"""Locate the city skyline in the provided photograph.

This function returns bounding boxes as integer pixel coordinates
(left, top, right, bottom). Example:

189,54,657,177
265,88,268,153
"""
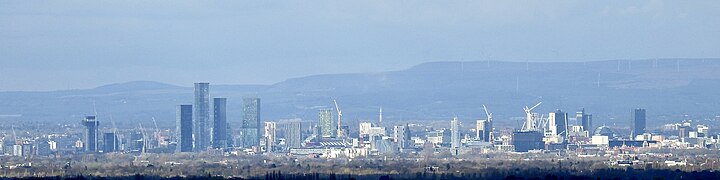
2,1,720,179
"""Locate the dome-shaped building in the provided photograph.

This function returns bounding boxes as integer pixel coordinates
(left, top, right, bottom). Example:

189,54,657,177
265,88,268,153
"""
594,126,616,137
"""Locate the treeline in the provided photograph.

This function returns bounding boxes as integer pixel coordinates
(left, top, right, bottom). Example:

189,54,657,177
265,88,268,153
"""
3,168,719,180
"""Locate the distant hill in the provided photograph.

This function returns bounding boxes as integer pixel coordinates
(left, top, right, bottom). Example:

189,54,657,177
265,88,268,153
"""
1,59,719,130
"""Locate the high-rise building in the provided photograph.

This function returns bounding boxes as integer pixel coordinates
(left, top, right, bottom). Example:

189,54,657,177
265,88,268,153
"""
450,117,461,148
476,120,492,142
13,144,23,156
512,131,544,152
631,108,646,137
176,105,193,152
193,82,210,151
549,110,568,140
393,124,411,149
577,108,593,134
34,138,52,156
212,98,227,149
103,132,118,153
126,131,144,152
318,109,334,138
81,115,99,152
263,122,276,152
283,120,302,149
241,97,261,148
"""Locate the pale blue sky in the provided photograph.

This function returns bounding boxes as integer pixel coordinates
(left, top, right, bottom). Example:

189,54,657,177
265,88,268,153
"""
1,1,718,91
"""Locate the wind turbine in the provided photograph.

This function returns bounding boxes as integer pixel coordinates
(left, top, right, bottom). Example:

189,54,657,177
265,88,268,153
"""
522,102,542,131
333,99,343,138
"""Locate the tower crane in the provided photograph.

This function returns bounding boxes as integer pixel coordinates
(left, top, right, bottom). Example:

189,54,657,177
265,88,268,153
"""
482,104,492,123
11,125,18,145
152,117,161,146
482,104,494,141
522,102,542,131
110,116,118,152
138,123,147,154
333,99,343,138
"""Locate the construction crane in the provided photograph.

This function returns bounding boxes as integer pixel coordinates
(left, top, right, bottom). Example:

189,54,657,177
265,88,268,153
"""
138,123,147,154
482,104,492,123
110,116,118,152
152,117,161,146
522,102,542,131
11,125,18,145
333,99,343,138
482,104,494,141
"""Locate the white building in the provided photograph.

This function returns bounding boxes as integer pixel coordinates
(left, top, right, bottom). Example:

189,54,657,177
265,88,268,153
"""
451,117,461,148
263,122,277,152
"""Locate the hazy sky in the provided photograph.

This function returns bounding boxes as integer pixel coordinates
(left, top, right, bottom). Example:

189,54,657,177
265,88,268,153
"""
1,1,719,91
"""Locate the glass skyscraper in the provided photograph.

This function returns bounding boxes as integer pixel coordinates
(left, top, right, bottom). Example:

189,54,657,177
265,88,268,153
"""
81,115,99,152
318,109,334,138
577,108,593,133
177,105,193,152
631,108,646,137
549,109,568,140
102,132,117,153
212,98,227,149
193,82,210,151
283,121,302,149
241,97,260,148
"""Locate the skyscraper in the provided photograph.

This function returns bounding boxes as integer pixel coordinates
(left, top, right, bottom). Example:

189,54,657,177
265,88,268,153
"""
393,124,411,149
450,117,460,148
283,121,302,149
193,82,210,151
263,122,276,152
549,110,568,140
103,132,118,153
476,120,492,142
318,109,334,138
212,98,227,149
241,97,261,148
577,108,593,133
177,105,193,152
631,108,646,137
81,115,99,152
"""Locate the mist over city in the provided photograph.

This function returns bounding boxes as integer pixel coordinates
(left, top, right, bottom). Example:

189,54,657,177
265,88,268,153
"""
1,1,720,180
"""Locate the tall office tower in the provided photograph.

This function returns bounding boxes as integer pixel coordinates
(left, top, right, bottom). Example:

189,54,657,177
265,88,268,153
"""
212,98,227,149
103,132,118,153
393,124,411,149
284,121,302,149
318,109,334,138
476,120,492,142
241,97,261,148
81,115,99,152
512,131,544,152
631,108,646,137
577,108,593,133
263,122,277,152
176,105,193,152
549,110,569,140
34,138,52,156
450,117,461,148
225,122,234,147
193,82,210,151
